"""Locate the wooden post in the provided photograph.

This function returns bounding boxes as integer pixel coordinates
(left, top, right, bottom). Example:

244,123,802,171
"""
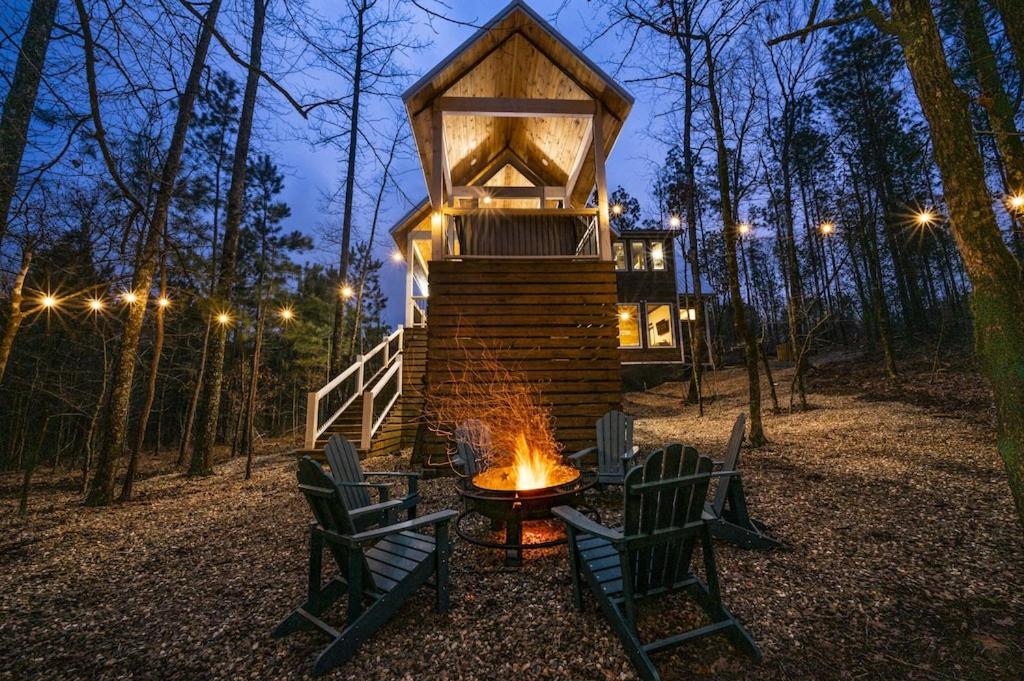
592,105,612,261
430,106,445,260
305,392,318,450
355,355,364,393
361,388,374,450
405,233,414,326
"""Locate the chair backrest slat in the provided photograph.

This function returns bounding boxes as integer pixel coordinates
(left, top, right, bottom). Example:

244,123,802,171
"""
622,445,712,594
712,414,746,515
297,457,371,586
325,435,371,510
455,420,488,478
596,411,633,477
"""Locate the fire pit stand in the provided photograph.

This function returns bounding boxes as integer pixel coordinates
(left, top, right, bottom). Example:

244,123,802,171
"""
455,470,599,566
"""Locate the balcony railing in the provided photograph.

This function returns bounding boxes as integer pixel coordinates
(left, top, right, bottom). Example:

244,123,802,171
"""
442,208,599,259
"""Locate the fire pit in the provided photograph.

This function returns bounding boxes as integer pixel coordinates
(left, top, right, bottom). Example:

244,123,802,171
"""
456,465,598,566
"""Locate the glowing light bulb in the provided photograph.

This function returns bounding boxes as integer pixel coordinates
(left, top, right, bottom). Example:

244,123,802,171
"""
618,310,631,321
1007,194,1024,211
914,210,935,227
278,306,294,321
819,221,836,235
157,297,170,308
122,291,139,305
668,216,682,228
738,222,752,236
41,295,57,309
216,312,231,326
340,285,354,300
390,250,404,263
482,194,493,205
611,204,623,216
88,298,104,312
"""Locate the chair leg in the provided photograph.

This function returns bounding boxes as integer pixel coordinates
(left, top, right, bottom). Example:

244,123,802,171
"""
273,530,345,639
581,568,659,681
435,526,450,614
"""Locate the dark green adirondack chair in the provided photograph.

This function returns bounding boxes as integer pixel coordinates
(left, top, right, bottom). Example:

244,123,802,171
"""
274,457,457,676
704,415,782,550
452,421,486,480
324,435,420,529
553,445,762,681
568,410,640,486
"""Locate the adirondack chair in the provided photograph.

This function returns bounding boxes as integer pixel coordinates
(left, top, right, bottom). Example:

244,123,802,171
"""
704,414,782,550
451,421,487,480
553,445,762,681
274,457,457,676
567,410,640,486
324,435,420,529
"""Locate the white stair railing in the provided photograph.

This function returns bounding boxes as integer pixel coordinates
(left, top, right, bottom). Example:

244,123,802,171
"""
304,326,403,449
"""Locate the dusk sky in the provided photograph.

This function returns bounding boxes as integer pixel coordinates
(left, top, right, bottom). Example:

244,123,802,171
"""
267,0,671,327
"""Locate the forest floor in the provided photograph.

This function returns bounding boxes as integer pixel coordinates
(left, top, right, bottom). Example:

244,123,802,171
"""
1,355,1022,680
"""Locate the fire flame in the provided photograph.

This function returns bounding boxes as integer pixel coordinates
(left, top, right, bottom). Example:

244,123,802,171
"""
472,432,578,492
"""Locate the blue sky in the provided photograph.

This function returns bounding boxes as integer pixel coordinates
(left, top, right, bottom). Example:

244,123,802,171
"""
267,0,667,327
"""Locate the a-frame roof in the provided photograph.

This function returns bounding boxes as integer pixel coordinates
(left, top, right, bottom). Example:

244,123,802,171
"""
403,1,633,208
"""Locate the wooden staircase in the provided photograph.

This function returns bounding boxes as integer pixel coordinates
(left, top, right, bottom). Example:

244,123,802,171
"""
297,327,426,460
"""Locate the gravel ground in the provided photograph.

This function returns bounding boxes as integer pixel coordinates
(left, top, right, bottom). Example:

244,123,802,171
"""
1,359,1022,680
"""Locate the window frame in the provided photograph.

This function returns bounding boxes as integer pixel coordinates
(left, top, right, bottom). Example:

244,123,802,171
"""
617,303,642,348
629,241,647,271
645,303,676,348
649,240,666,271
612,242,627,271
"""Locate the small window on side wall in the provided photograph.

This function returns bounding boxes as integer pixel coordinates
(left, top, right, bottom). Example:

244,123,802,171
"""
613,242,626,271
630,242,646,270
650,241,666,270
646,304,675,347
617,304,641,347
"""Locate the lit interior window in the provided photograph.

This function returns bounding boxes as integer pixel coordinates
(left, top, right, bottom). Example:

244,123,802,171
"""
617,305,641,347
629,242,646,270
650,242,665,270
646,304,675,347
613,242,626,271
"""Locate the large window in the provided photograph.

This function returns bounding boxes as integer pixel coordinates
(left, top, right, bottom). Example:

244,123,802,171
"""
646,304,675,347
650,241,666,270
617,304,641,347
629,242,646,270
613,242,627,271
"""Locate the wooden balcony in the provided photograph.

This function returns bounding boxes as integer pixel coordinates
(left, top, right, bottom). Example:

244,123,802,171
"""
441,208,599,259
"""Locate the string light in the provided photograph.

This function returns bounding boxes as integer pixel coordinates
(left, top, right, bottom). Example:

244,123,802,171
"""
157,296,171,308
41,294,58,309
277,306,295,322
738,222,752,236
611,204,623,216
121,290,139,305
1007,194,1024,211
216,311,232,326
618,310,632,321
914,210,936,227
390,250,404,263
482,194,493,205
668,216,681,228
340,285,354,300
87,298,105,312
819,221,836,235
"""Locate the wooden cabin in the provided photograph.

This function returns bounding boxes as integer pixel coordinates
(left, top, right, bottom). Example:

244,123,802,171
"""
612,229,687,388
388,0,633,464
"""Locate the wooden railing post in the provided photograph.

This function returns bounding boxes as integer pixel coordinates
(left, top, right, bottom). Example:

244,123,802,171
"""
361,388,374,450
305,392,318,450
355,355,364,393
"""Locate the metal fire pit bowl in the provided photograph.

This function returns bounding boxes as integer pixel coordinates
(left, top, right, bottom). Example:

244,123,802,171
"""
455,469,599,566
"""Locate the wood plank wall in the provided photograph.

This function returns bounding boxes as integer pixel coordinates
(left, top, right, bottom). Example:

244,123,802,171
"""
418,259,622,466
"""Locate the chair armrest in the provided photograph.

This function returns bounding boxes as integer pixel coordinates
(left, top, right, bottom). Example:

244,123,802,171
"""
363,471,420,497
335,480,391,503
348,498,405,521
567,446,597,468
623,445,640,461
551,505,624,544
349,509,459,545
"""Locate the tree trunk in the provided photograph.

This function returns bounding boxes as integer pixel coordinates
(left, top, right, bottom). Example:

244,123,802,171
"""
890,0,1024,527
705,39,766,446
0,248,31,382
987,0,1024,79
329,0,367,380
190,0,267,477
243,299,266,479
120,256,167,501
84,0,224,505
0,0,58,244
959,0,1024,193
177,320,211,465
